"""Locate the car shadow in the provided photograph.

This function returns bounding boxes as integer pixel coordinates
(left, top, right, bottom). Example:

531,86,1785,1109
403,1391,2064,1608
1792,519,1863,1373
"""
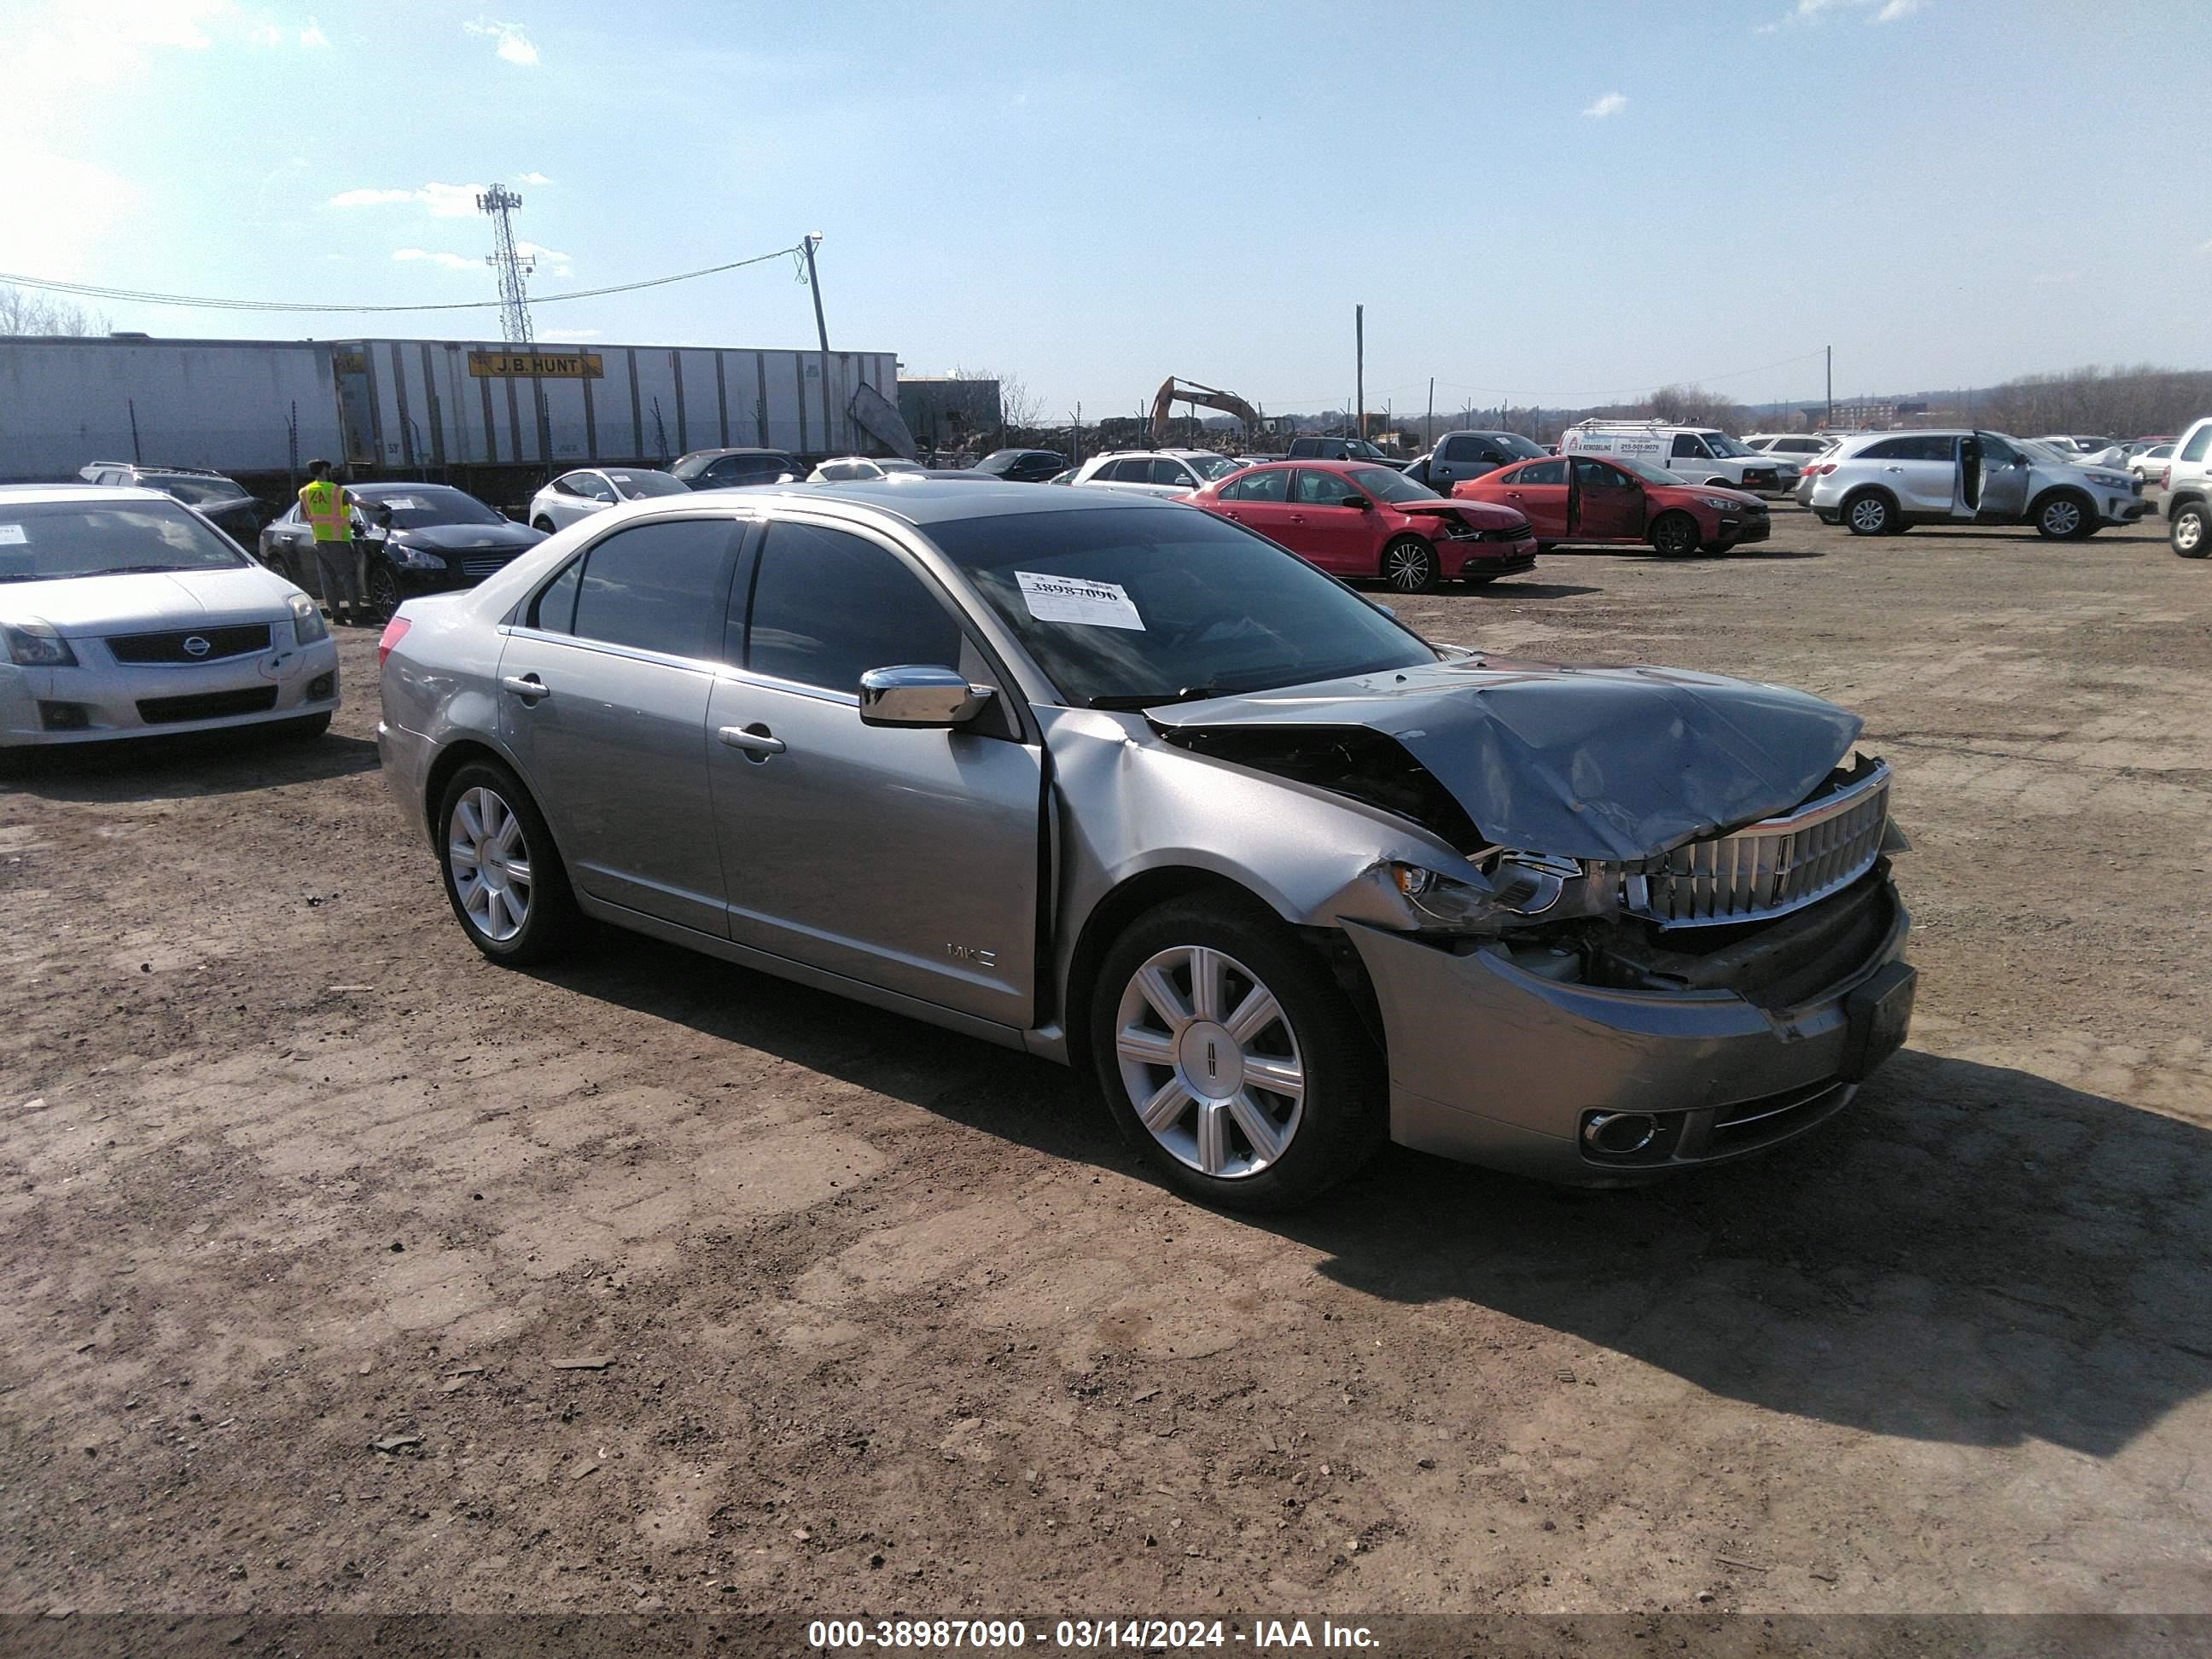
1472,581,1604,600
1,730,380,801
527,928,2209,1461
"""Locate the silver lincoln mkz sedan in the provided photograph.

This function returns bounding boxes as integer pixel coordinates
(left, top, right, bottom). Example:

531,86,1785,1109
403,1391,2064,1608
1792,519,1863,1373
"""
377,480,1914,1210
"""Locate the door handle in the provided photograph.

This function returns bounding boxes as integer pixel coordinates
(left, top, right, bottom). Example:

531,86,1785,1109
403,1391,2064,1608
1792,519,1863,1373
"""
1507,491,1523,498
1289,513,1307,523
1884,466,1904,474
500,674,550,701
718,724,785,758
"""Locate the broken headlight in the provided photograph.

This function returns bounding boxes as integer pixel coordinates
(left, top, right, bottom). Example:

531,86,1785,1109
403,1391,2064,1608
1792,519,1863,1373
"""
1386,852,1592,933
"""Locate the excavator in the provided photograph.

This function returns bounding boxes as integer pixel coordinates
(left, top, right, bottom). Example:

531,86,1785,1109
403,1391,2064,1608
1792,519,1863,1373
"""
1149,376,1262,445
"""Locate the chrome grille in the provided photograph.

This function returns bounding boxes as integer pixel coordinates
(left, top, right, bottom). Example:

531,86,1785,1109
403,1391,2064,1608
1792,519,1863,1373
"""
1605,763,1890,928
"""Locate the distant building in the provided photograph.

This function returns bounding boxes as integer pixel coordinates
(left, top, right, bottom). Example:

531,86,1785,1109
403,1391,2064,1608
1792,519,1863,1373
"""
899,376,1002,451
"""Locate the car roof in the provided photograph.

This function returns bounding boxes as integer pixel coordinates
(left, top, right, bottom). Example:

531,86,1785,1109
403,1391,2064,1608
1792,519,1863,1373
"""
736,478,1188,527
350,480,469,496
0,482,173,505
676,447,795,462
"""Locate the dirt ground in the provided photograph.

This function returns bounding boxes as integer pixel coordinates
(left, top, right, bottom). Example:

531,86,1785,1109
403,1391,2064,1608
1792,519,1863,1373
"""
2,504,2209,1621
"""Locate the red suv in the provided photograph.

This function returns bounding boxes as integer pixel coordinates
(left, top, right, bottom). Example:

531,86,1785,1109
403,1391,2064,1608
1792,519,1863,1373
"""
1452,453,1770,557
1189,461,1537,591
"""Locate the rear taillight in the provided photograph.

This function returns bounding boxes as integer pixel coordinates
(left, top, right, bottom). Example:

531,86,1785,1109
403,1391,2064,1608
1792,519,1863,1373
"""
2161,466,2172,489
1811,463,1835,476
377,615,411,668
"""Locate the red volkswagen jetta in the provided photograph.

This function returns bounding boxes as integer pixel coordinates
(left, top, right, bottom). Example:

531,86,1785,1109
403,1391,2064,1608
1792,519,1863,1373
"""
1452,453,1770,557
1190,461,1537,592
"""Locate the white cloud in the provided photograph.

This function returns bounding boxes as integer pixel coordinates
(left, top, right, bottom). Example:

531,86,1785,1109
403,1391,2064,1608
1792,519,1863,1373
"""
516,240,573,278
418,181,486,218
516,171,551,186
1582,91,1628,119
328,187,416,207
1874,0,1922,17
538,326,601,341
1765,0,1928,28
463,18,538,66
247,20,281,46
393,247,478,271
299,15,329,47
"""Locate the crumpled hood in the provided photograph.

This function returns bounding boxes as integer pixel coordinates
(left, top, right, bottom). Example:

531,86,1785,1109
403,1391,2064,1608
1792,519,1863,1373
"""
1146,655,1863,862
5,564,296,633
1396,498,1524,528
387,521,545,555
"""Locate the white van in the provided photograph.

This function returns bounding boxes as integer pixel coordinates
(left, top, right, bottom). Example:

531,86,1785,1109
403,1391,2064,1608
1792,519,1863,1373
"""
1562,421,1785,492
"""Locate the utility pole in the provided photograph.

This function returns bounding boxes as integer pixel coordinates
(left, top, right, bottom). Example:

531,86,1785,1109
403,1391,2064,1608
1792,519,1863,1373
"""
1426,376,1434,446
477,184,535,346
800,233,833,452
1354,304,1365,443
1825,345,1833,428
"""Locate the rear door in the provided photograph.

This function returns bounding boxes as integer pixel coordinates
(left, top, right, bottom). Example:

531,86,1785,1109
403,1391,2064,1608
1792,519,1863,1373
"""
497,515,741,935
1214,467,1297,545
1495,458,1570,537
708,515,1044,1027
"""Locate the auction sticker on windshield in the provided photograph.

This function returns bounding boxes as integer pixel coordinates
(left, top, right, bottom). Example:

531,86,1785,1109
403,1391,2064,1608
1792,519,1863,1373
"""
1015,570,1144,630
0,526,28,544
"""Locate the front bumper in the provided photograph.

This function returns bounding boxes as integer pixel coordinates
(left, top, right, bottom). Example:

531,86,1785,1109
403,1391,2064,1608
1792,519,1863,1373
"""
1346,876,1912,1184
1713,515,1771,548
2102,493,2151,526
0,635,341,748
1454,539,1539,579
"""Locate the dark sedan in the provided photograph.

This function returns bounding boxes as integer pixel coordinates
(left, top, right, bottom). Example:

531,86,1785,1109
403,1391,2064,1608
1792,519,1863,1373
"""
971,448,1067,482
669,448,802,491
259,483,546,619
77,463,264,546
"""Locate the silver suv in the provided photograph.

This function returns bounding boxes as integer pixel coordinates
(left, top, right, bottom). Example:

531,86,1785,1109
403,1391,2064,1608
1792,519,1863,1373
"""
1799,428,2148,539
2160,417,2212,559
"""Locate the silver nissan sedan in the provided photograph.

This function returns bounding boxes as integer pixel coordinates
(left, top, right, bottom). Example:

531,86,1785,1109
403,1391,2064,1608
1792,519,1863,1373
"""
376,481,1913,1211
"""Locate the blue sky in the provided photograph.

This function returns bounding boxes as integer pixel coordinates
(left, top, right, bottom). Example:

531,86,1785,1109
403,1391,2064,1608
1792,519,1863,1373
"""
3,0,2203,417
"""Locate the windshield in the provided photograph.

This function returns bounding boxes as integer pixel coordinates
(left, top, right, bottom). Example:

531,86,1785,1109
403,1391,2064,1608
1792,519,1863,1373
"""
1493,434,1547,460
1702,432,1755,457
1610,456,1689,486
354,486,506,528
1347,466,1442,504
924,506,1438,708
608,471,689,499
877,458,927,474
144,474,247,506
0,499,250,583
1187,454,1242,480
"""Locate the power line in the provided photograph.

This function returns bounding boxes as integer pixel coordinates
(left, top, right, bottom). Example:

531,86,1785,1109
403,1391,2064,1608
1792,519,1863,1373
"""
0,243,809,317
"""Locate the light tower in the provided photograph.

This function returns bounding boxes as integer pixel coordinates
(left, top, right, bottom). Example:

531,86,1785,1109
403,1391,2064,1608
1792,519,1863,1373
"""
477,183,535,346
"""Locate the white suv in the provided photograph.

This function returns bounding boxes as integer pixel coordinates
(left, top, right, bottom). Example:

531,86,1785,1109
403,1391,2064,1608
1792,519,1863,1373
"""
2161,417,2212,558
1800,429,2148,539
1070,450,1243,498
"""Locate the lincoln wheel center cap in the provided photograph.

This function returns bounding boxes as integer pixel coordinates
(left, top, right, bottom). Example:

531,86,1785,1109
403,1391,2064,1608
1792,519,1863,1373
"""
1175,1021,1243,1100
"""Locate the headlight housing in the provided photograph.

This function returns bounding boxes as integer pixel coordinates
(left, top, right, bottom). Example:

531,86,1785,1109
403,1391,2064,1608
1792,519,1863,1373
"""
3,620,78,667
1699,496,1739,511
288,592,329,645
388,544,446,571
2086,471,2131,491
1385,853,1593,933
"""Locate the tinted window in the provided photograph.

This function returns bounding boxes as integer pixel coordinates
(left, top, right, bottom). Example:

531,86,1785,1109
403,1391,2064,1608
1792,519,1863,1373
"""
1516,459,1569,486
1858,438,1913,461
1862,435,1954,462
1669,434,1709,459
609,471,689,498
1108,458,1150,481
1149,459,1192,486
1439,437,1477,462
1574,457,1634,489
570,519,737,660
533,556,582,632
1294,469,1356,505
1346,467,1441,504
747,521,963,694
2180,427,2212,463
1221,469,1289,503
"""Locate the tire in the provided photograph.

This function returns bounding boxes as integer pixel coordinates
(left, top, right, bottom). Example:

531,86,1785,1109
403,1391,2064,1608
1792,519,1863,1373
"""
1649,511,1702,558
2033,491,2094,541
364,562,402,623
1842,490,1897,537
1088,894,1384,1212
1379,535,1439,593
2174,501,2209,558
434,760,579,967
532,516,556,533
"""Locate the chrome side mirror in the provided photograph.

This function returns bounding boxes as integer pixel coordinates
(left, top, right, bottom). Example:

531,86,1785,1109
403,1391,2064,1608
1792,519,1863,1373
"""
858,664,992,728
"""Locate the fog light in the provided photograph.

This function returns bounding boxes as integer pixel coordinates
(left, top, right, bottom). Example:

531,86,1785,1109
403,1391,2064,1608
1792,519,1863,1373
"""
38,701,89,731
308,672,335,701
1581,1111,1660,1157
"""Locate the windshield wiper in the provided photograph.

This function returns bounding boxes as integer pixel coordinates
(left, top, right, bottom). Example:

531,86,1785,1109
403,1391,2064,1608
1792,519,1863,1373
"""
64,564,201,578
1087,684,1256,711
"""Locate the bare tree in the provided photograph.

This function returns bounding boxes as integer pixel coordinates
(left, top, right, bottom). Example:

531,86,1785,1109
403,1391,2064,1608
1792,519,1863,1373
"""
951,365,1042,434
1978,364,2212,440
0,283,109,336
1640,382,1749,429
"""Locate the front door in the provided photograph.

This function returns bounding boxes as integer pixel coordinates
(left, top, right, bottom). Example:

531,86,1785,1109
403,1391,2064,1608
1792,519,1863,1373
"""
496,515,741,936
1969,433,2033,521
1571,458,1647,539
710,516,1043,1029
1286,469,1375,574
1499,458,1570,537
1214,468,1297,548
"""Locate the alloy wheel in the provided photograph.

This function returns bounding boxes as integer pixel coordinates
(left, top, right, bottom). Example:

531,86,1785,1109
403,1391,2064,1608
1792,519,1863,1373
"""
448,786,533,942
2041,498,2084,538
1114,945,1305,1179
2177,510,2205,556
1383,542,1435,591
366,565,401,621
1848,497,1889,533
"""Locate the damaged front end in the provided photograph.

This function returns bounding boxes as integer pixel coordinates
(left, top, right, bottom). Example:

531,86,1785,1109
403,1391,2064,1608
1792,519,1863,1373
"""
1152,690,1915,1182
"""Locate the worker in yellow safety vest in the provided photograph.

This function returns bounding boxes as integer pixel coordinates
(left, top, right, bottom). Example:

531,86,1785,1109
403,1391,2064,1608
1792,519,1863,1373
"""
297,458,366,626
